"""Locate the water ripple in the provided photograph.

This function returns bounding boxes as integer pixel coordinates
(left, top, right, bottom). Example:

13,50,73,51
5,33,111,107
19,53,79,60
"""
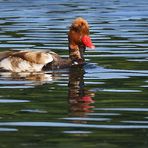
0,99,30,103
0,128,18,132
94,108,148,112
62,117,111,122
0,122,148,129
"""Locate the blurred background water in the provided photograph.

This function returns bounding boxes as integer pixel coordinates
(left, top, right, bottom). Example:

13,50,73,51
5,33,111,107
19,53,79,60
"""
0,0,148,148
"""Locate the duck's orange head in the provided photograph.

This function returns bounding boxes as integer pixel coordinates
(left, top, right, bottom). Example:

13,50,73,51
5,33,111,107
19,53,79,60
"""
68,17,95,64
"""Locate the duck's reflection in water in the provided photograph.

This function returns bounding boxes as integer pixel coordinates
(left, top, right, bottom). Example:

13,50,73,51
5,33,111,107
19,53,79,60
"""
0,71,61,85
68,66,95,118
0,66,95,116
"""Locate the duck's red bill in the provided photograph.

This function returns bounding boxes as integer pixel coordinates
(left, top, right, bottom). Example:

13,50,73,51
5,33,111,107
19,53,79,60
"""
81,35,95,49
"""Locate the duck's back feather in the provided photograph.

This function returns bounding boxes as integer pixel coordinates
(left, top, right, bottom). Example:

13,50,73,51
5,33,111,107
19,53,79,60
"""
11,51,53,64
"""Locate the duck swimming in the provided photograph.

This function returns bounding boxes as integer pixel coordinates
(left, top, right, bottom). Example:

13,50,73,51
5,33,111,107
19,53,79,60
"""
0,17,95,72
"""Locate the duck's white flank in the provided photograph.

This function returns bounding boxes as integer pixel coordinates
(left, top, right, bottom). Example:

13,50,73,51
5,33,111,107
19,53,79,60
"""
0,52,53,72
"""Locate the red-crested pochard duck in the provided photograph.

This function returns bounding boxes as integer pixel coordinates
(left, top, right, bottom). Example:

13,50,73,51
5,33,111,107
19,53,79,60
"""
0,17,95,72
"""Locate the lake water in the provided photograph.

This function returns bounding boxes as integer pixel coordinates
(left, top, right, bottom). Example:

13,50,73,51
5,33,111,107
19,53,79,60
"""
0,0,148,147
